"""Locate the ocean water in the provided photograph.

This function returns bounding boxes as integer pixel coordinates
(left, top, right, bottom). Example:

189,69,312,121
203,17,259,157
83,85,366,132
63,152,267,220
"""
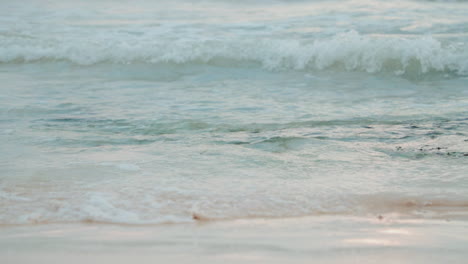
1,0,468,228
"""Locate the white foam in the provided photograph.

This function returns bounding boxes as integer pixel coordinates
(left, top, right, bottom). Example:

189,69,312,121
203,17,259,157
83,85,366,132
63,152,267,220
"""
1,180,466,225
1,30,467,75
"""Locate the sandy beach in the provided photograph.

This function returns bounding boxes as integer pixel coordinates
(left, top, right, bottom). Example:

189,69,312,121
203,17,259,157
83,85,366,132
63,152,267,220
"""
2,216,468,264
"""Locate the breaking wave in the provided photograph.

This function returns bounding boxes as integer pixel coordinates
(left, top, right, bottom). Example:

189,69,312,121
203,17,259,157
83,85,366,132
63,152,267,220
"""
1,31,467,75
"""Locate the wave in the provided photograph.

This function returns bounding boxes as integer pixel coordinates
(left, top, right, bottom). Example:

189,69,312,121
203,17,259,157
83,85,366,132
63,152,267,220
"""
1,31,467,76
1,182,467,225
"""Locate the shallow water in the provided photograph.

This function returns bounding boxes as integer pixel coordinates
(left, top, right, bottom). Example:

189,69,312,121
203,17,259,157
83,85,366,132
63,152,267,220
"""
1,0,467,229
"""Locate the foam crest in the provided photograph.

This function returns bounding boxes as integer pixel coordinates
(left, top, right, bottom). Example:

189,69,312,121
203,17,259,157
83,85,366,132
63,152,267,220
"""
1,31,467,75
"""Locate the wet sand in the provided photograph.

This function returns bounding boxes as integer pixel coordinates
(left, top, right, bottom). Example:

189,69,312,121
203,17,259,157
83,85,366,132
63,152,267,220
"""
1,216,467,264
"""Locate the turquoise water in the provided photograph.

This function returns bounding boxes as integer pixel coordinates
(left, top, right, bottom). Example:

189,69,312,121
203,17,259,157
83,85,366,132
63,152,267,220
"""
1,0,467,224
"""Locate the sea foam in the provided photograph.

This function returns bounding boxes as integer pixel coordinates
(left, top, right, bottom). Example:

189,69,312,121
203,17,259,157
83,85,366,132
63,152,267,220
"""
1,31,467,75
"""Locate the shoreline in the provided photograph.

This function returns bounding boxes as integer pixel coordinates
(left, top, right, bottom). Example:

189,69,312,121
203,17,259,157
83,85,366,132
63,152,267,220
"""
2,215,467,264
